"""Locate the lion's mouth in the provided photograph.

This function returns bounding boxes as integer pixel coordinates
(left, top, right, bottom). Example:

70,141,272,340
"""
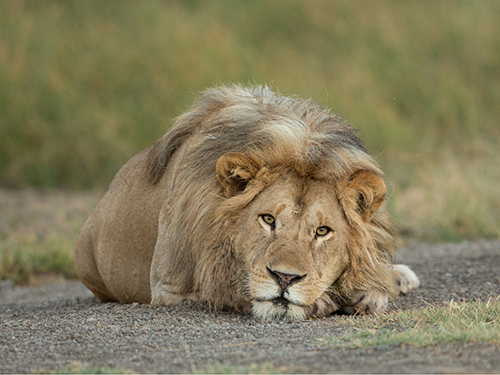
272,296,290,307
255,294,307,308
252,297,308,321
255,296,295,306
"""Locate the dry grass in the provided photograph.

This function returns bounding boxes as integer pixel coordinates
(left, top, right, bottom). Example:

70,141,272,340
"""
389,144,500,241
0,189,100,284
0,1,499,243
53,361,132,374
196,364,286,374
329,298,500,348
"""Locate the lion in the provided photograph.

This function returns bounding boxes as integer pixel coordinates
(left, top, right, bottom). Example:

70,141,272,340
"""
75,85,419,320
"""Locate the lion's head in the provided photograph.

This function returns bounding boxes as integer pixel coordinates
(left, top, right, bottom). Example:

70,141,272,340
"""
146,86,397,320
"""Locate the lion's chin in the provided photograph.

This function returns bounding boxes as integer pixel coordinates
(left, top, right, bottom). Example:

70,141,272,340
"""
251,300,308,321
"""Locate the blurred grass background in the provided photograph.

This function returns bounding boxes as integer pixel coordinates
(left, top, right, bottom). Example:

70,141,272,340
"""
0,0,499,280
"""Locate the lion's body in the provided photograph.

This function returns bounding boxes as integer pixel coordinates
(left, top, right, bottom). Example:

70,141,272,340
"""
75,85,419,320
75,150,162,303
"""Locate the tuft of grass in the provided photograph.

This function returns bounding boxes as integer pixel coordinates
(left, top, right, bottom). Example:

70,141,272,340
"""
0,189,100,284
197,363,288,374
328,298,500,348
51,361,132,374
0,233,76,284
389,144,500,241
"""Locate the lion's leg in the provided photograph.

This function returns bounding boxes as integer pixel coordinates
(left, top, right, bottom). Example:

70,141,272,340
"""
149,198,200,307
306,292,341,318
392,264,420,294
341,264,420,315
341,290,389,315
74,225,116,302
150,283,198,306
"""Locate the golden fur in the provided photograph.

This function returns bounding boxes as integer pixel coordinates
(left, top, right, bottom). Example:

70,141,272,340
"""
75,85,419,320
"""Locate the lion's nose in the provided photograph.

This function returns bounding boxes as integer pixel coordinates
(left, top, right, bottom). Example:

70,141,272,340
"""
267,267,307,292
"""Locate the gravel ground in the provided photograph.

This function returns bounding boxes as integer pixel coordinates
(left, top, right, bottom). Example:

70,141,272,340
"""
1,240,499,373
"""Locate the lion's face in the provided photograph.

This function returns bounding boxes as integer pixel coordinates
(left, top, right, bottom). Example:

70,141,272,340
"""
231,172,350,320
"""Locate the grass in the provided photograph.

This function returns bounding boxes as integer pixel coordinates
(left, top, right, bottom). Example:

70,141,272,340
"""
0,0,499,291
51,361,132,374
0,233,76,284
53,361,285,374
0,0,499,242
0,189,100,284
58,301,499,373
197,363,287,374
327,298,500,349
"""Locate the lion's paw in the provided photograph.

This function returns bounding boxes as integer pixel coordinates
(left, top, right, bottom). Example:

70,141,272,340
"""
306,293,340,318
393,264,420,295
151,284,197,306
342,290,389,315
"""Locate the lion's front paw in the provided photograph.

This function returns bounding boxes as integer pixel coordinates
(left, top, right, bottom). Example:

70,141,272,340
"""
393,264,420,294
306,293,340,318
342,290,389,315
150,284,197,306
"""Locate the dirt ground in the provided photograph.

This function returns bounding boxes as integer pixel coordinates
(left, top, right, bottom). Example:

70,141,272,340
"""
0,188,499,373
1,239,499,373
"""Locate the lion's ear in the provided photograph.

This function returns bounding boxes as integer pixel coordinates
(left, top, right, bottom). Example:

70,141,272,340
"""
216,152,261,198
345,170,387,221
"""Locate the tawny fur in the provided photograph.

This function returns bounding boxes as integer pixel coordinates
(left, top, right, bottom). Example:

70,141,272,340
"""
75,85,419,320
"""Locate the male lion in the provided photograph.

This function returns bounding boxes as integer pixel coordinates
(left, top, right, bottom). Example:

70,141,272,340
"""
75,85,419,320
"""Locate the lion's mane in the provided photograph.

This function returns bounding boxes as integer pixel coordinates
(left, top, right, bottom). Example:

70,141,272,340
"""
146,85,396,311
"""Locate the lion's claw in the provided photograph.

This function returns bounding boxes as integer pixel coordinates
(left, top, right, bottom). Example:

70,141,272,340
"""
342,290,389,315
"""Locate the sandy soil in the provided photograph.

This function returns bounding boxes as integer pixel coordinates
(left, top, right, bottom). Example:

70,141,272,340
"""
1,240,499,373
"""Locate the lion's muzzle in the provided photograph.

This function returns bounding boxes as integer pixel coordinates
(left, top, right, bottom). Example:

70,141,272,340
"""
266,267,307,293
249,266,314,321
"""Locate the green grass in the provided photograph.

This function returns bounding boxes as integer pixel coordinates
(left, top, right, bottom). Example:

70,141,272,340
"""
1,0,499,241
52,362,132,374
0,189,99,284
54,361,283,374
327,298,500,348
0,234,76,284
197,363,288,374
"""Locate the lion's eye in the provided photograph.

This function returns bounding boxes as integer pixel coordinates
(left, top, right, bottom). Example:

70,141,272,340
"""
316,226,331,237
261,214,276,227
